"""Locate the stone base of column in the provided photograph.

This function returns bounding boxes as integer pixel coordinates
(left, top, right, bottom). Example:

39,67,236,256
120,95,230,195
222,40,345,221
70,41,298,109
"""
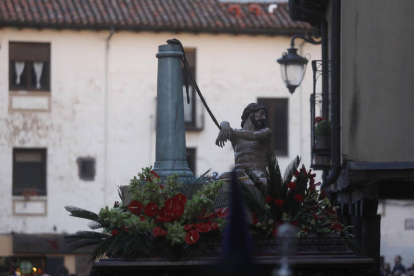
153,160,194,179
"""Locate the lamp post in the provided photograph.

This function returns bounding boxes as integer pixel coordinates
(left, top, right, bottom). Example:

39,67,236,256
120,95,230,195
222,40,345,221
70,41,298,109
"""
277,35,321,94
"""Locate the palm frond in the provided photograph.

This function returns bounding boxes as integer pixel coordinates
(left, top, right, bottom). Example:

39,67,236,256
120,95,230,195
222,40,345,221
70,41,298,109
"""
214,185,229,209
88,221,106,230
63,239,100,254
241,183,266,216
65,206,99,221
65,231,107,242
283,156,301,185
117,186,124,202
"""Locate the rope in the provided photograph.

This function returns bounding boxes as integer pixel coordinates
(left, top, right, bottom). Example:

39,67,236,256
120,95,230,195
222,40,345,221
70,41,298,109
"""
167,39,222,130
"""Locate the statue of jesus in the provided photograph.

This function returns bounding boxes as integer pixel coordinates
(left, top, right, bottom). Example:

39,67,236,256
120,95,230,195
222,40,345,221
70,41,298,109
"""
215,103,272,179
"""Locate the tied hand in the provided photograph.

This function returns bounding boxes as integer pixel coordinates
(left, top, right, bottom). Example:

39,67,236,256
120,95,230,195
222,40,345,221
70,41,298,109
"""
215,121,232,148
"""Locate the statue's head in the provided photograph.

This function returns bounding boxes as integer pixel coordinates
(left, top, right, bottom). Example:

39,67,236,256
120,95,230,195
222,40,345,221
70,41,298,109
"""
241,103,268,129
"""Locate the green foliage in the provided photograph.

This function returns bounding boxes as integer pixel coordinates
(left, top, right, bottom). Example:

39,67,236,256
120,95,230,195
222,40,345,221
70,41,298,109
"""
65,167,226,261
315,120,331,137
243,152,349,239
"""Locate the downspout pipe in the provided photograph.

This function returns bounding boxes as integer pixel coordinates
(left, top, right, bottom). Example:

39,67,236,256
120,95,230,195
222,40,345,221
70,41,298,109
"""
103,28,114,205
322,0,341,188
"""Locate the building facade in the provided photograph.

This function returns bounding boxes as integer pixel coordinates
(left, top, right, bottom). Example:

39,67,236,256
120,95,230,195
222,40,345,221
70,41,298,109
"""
0,1,319,275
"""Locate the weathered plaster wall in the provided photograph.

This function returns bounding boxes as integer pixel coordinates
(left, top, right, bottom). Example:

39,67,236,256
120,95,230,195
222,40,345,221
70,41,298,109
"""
341,1,414,162
379,200,414,268
0,28,320,234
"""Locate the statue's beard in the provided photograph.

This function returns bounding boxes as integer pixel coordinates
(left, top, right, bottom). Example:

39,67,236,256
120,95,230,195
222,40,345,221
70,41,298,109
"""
250,116,265,130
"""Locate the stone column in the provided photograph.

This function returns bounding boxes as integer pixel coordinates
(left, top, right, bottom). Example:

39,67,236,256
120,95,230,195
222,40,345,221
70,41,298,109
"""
153,44,194,180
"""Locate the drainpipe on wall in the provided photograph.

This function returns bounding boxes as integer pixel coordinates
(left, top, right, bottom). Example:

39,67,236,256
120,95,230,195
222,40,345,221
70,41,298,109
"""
322,0,341,188
104,28,114,205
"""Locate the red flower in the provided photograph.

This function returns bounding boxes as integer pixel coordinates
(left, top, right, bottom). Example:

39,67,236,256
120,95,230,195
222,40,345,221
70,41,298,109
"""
265,196,273,204
153,227,168,237
309,181,321,193
294,170,300,177
294,194,304,202
319,188,327,200
215,207,229,218
124,227,129,232
313,213,325,220
184,224,195,231
150,171,160,179
128,200,144,215
332,223,344,232
139,216,146,222
185,230,200,245
252,218,258,225
272,228,278,236
111,230,118,235
287,182,296,190
210,222,219,230
173,193,187,204
196,223,211,233
145,202,160,217
198,212,216,220
159,185,164,190
275,199,284,206
315,117,326,123
154,216,167,223
164,198,185,218
291,221,298,227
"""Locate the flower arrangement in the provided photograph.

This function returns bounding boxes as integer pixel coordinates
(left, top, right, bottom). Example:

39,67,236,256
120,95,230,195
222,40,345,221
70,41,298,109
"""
315,116,331,137
65,167,227,261
244,154,352,239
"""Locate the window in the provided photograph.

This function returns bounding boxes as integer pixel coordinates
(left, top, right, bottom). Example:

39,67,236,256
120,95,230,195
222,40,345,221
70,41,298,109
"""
9,42,51,91
13,148,47,196
186,148,197,175
77,157,96,181
183,48,203,131
257,98,288,156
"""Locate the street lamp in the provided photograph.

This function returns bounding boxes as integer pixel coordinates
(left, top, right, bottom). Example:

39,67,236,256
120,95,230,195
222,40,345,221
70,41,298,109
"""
277,47,308,94
277,35,321,94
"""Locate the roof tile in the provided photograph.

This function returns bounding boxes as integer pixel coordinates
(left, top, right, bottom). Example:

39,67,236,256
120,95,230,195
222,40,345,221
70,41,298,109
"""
0,0,311,35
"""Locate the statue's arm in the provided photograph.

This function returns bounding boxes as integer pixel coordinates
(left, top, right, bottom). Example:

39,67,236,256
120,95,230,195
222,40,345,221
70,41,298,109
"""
232,128,272,142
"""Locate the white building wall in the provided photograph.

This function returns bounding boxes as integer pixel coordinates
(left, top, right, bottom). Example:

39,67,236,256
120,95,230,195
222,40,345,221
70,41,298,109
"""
0,28,320,235
379,200,414,268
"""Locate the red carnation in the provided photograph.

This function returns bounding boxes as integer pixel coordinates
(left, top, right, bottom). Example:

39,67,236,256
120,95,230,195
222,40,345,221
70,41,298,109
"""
196,223,211,233
153,227,168,237
139,216,146,222
145,202,160,217
173,193,187,204
275,199,284,206
128,200,144,215
111,230,118,235
265,196,273,204
294,194,304,202
185,230,200,245
159,185,164,189
272,228,278,236
287,182,296,190
215,207,229,218
184,224,195,231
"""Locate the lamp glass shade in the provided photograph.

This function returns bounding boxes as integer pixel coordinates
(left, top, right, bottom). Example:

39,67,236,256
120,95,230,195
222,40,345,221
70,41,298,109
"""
277,47,308,94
